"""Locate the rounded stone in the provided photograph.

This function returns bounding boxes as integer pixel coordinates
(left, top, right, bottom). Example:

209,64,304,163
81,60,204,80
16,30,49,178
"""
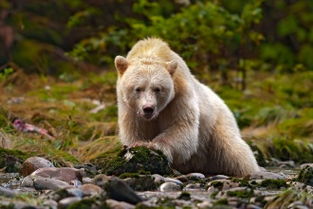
186,173,205,180
20,157,54,177
58,197,82,208
79,184,103,196
160,182,181,192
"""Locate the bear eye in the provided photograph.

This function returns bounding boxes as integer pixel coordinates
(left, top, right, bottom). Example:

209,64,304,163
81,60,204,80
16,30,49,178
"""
153,87,161,93
135,87,142,92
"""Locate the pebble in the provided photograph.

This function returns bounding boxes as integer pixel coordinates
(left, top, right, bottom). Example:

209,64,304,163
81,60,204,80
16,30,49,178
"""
250,171,286,180
186,173,205,180
246,204,262,209
79,184,103,196
21,176,34,187
0,186,17,197
197,201,213,208
184,183,202,191
33,176,70,191
105,177,143,204
106,199,135,209
43,200,58,209
163,177,183,185
300,163,313,169
58,197,82,208
207,175,229,181
20,157,54,176
93,174,111,187
160,182,182,192
31,167,85,184
152,174,164,184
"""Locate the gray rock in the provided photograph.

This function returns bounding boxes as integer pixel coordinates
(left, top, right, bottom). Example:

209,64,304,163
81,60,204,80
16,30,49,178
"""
93,174,111,187
186,173,205,180
207,175,230,181
21,175,34,187
106,199,135,209
163,177,183,185
197,201,213,208
42,200,58,209
152,174,164,184
250,171,286,180
105,177,143,205
79,184,103,196
59,197,82,208
300,163,313,169
160,182,181,192
33,176,70,191
184,183,202,191
31,167,85,185
0,186,17,197
20,157,54,177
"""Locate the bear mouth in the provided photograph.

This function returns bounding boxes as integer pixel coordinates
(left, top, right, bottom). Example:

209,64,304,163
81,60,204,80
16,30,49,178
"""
143,113,154,120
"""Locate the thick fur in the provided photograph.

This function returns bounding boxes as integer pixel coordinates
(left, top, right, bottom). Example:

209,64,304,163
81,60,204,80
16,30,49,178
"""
115,38,260,177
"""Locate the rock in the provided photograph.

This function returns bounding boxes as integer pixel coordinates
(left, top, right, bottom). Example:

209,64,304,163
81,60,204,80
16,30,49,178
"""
207,179,239,190
152,174,165,184
21,175,34,187
20,157,54,176
79,184,103,196
105,177,143,204
297,165,313,186
160,182,181,192
74,163,98,177
184,183,202,191
106,199,135,209
31,167,85,184
82,177,93,184
163,177,183,185
33,176,70,191
53,187,83,201
43,200,58,209
246,204,262,209
207,175,230,181
59,197,82,208
0,186,17,197
93,174,111,187
300,163,313,169
197,201,213,208
123,175,158,191
250,171,286,180
186,173,205,180
93,146,173,176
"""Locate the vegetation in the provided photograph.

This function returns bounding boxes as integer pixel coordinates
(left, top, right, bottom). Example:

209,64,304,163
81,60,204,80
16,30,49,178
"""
0,0,312,166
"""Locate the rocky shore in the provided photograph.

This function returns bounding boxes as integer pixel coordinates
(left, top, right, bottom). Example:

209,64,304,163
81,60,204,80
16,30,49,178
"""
0,147,312,209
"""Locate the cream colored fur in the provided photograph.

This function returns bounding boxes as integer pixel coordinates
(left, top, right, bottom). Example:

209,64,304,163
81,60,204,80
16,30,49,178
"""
115,38,260,176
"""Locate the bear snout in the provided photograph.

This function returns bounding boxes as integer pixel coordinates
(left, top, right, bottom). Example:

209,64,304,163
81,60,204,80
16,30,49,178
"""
142,106,155,119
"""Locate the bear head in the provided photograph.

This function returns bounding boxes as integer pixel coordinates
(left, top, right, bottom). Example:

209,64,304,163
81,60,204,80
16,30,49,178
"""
115,55,177,120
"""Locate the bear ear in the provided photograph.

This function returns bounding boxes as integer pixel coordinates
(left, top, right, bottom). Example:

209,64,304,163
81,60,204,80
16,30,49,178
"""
115,56,128,75
166,60,177,75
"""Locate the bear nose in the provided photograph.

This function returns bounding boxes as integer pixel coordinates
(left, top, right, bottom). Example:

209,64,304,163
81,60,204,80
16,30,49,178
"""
143,106,154,114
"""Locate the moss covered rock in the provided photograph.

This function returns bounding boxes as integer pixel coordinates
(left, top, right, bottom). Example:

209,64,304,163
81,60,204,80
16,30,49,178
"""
0,147,30,172
93,146,173,176
297,165,313,186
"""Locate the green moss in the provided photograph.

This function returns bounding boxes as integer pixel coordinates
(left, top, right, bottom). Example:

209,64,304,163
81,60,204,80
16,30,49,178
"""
297,166,313,186
210,181,224,189
0,148,31,172
260,179,287,189
93,146,172,176
214,198,228,205
119,172,140,179
226,189,253,198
